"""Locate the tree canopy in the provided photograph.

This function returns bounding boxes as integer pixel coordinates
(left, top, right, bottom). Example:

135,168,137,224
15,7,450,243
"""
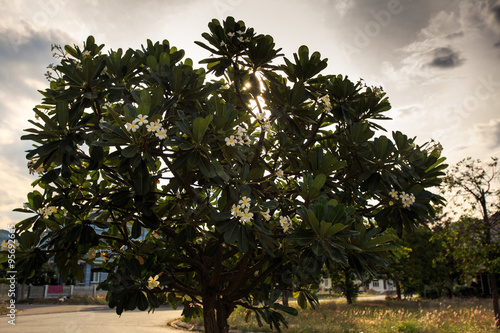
10,17,447,332
443,157,500,328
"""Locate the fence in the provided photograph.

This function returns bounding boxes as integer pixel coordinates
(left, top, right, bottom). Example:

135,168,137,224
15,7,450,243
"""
0,284,106,301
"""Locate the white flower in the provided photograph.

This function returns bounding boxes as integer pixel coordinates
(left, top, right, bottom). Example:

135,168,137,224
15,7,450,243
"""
227,32,235,37
261,209,271,221
400,192,409,201
126,122,139,132
220,41,227,47
1,240,7,251
231,204,241,217
176,191,182,199
276,169,284,178
134,114,148,126
147,122,159,133
239,196,251,208
147,275,160,289
237,36,244,42
82,50,91,57
225,135,237,146
280,216,293,232
244,37,251,43
39,206,56,219
240,208,254,223
155,128,167,140
263,121,271,132
236,30,244,35
236,126,246,136
389,189,398,199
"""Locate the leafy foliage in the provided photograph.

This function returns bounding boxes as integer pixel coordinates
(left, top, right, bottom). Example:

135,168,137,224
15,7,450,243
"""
8,17,446,332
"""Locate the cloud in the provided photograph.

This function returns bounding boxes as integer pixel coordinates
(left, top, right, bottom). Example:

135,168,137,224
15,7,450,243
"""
333,0,354,17
392,104,425,118
428,47,465,68
472,118,500,148
459,0,500,35
0,24,69,230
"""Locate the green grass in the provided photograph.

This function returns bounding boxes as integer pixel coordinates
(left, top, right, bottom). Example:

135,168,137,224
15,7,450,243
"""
223,297,497,332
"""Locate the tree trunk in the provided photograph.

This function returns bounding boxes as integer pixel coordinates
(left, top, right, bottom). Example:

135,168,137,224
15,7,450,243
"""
395,280,402,300
448,280,454,299
202,295,233,333
282,288,289,307
203,295,218,333
488,273,500,329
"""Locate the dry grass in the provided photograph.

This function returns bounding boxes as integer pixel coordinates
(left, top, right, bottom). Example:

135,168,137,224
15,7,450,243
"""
227,297,498,332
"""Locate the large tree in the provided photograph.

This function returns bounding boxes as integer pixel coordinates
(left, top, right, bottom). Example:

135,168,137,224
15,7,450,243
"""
11,17,446,332
444,157,500,328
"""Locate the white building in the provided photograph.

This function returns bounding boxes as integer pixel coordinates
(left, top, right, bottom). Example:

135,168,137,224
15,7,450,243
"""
319,278,395,295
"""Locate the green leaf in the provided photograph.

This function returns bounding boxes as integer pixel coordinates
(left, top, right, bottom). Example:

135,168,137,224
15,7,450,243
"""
297,291,307,309
237,226,249,253
192,114,213,143
137,291,149,311
273,303,298,316
306,209,320,235
122,145,139,158
56,101,69,128
133,162,151,196
311,174,326,190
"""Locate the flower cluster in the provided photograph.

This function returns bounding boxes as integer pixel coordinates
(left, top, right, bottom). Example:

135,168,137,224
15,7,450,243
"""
221,30,250,46
320,95,332,113
125,114,168,140
373,86,384,98
389,190,416,208
254,112,272,133
231,196,254,223
38,206,57,219
28,159,44,175
225,126,251,147
280,215,293,232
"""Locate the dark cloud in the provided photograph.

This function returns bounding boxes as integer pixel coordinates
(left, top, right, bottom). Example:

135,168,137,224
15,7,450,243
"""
491,120,500,147
445,31,464,39
492,4,500,23
428,47,465,68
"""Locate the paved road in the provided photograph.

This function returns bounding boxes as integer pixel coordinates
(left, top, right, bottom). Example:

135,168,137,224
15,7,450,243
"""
0,296,388,332
0,304,184,333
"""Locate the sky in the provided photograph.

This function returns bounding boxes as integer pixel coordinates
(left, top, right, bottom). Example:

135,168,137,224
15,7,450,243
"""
1,0,500,230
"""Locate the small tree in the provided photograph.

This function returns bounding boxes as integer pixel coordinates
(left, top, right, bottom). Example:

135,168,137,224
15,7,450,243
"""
10,17,446,332
445,157,500,328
